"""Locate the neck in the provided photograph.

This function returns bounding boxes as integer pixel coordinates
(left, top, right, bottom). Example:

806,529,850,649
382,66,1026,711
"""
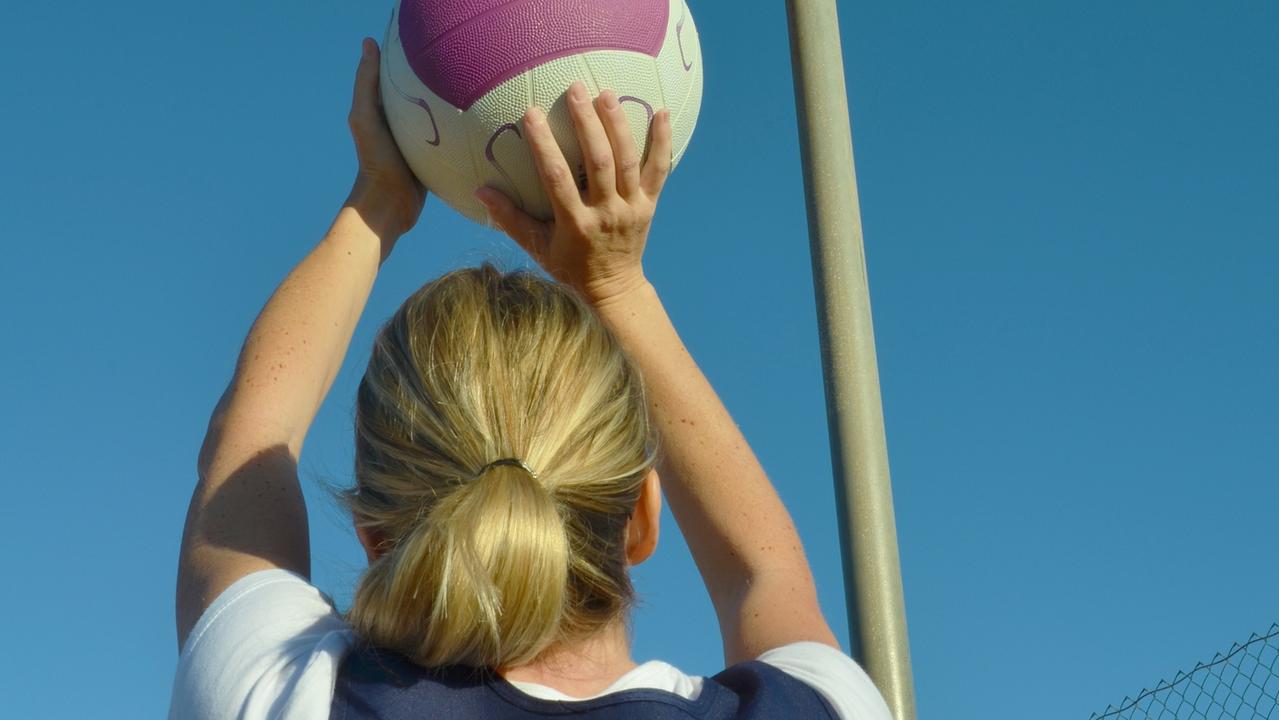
498,620,637,698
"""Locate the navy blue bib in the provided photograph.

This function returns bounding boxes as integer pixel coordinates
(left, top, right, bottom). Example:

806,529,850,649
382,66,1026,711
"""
331,645,839,719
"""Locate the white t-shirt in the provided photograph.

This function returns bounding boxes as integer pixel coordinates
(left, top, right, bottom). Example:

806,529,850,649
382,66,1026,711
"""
168,570,892,720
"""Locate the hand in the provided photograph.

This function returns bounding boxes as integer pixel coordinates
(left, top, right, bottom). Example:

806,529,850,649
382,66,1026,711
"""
346,38,426,241
475,82,673,306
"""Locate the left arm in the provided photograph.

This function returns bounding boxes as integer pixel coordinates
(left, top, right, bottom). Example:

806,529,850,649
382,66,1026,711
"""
175,38,424,649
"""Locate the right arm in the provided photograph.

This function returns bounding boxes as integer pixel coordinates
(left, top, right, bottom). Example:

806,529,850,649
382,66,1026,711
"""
594,281,839,663
477,81,838,665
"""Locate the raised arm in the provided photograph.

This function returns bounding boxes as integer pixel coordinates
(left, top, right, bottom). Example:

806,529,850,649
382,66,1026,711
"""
477,83,838,665
175,39,425,648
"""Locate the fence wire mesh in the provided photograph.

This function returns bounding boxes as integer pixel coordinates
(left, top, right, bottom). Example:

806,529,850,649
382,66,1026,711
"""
1091,623,1279,720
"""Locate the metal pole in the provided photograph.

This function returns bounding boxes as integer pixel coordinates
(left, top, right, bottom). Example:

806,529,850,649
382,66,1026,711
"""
784,2,917,718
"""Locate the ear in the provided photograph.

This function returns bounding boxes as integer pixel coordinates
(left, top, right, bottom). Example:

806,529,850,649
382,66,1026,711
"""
625,469,662,566
355,522,386,564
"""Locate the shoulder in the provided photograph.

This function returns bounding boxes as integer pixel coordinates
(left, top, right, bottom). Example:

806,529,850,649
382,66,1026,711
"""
750,642,893,720
168,570,355,720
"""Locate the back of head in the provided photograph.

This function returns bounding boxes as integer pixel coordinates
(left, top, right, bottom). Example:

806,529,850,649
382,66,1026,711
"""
344,264,656,669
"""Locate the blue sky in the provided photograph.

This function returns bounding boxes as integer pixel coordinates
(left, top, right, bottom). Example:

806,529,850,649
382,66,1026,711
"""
1,1,1276,718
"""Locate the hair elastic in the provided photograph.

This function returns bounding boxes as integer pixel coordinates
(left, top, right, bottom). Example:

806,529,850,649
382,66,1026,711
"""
474,458,539,480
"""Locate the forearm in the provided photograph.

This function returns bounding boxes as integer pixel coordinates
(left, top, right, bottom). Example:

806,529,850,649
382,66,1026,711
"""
179,200,396,639
202,201,394,463
593,282,832,657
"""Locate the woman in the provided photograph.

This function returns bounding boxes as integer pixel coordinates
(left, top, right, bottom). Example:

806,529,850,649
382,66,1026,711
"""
169,39,892,720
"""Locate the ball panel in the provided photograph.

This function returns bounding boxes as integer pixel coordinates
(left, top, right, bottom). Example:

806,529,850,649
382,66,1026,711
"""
383,8,489,222
400,0,669,110
399,0,510,41
383,20,470,168
459,55,579,222
467,66,544,219
655,0,703,165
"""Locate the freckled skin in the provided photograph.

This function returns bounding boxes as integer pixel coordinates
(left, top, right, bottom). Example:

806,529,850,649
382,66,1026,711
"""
176,38,424,650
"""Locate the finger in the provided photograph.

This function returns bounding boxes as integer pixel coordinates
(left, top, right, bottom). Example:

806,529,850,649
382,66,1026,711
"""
522,106,584,215
640,109,673,198
475,187,552,261
564,82,616,201
349,38,382,135
595,91,641,198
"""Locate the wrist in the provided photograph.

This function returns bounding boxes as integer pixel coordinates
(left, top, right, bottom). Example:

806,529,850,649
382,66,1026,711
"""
344,176,419,243
589,276,657,318
575,261,648,305
327,206,395,266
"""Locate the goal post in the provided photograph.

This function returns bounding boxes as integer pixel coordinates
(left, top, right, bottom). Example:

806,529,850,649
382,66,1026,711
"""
783,1,917,718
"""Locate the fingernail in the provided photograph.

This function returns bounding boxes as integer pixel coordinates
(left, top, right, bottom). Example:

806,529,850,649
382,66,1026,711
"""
474,189,493,207
569,83,587,102
601,91,619,110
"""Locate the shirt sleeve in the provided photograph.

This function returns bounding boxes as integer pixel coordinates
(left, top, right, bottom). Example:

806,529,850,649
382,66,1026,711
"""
167,569,355,720
756,642,894,720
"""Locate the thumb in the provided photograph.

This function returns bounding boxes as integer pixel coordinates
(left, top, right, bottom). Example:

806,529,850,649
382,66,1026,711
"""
475,187,550,261
349,38,382,134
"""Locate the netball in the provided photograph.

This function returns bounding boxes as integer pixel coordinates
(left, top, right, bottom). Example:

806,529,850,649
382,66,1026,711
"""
380,0,703,222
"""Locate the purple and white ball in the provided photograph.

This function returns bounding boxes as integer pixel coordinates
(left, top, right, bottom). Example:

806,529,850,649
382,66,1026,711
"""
380,0,703,222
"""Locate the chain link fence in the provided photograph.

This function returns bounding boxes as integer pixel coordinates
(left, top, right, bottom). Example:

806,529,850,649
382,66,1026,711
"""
1091,623,1279,720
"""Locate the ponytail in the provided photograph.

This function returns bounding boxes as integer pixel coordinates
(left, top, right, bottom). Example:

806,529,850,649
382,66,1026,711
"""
350,463,569,668
345,265,656,670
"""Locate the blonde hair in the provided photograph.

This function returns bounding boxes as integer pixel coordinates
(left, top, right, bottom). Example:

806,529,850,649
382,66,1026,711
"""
343,264,657,669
